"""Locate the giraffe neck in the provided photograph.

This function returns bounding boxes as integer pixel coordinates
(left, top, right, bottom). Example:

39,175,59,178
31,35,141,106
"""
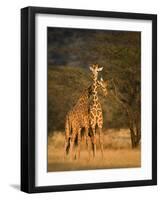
74,86,91,108
92,76,99,104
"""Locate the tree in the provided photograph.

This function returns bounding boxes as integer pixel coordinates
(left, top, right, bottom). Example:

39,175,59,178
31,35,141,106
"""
84,31,141,148
110,78,141,148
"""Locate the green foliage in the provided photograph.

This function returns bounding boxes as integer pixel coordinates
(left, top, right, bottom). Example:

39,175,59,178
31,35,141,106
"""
48,66,90,133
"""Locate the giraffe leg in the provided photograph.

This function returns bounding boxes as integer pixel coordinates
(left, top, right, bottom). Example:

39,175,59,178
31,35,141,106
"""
64,137,69,160
77,129,81,160
98,127,104,159
91,127,96,158
87,136,92,161
69,133,76,160
84,127,91,160
64,115,71,160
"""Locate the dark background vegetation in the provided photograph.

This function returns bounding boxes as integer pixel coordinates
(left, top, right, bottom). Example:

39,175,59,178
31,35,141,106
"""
48,27,141,148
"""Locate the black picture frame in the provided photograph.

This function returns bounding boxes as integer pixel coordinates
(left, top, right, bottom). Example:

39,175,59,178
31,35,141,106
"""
21,6,157,193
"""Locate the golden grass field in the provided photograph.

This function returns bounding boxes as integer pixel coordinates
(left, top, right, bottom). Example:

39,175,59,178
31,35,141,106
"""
48,129,141,172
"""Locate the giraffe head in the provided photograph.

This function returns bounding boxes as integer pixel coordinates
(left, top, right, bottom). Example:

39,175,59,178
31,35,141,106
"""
97,77,108,96
89,64,103,80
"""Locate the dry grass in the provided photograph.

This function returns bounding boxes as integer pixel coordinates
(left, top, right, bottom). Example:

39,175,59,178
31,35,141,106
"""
48,129,141,172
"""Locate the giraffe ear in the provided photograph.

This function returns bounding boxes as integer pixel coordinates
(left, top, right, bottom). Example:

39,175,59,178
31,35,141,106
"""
98,67,103,71
100,77,103,82
89,66,93,72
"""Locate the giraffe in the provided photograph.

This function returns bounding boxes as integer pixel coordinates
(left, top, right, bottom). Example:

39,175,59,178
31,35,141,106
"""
64,85,92,160
64,78,108,160
89,64,107,159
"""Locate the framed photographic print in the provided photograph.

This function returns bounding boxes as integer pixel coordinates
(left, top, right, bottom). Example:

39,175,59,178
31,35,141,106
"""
21,6,157,193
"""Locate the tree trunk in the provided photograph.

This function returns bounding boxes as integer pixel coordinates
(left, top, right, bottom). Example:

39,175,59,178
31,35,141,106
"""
127,110,141,148
110,81,141,149
129,127,141,148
